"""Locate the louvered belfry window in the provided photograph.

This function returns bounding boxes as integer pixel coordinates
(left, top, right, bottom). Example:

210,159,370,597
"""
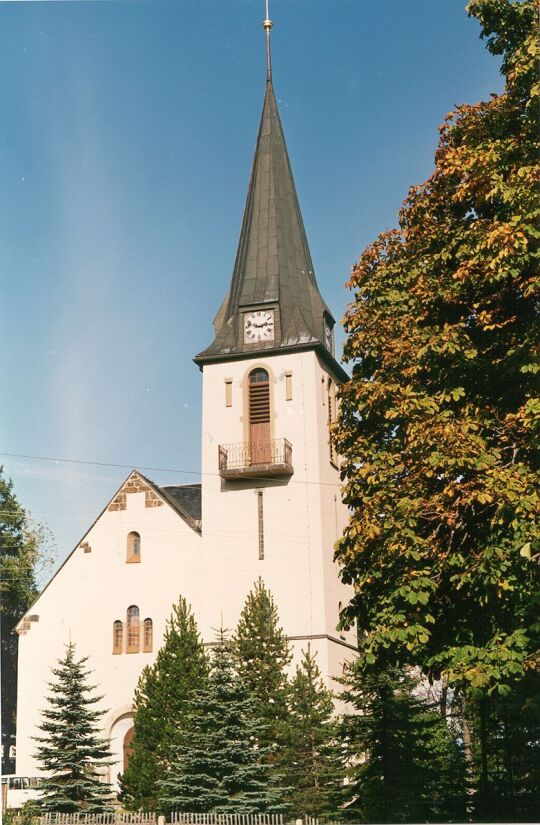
249,369,270,423
249,369,271,465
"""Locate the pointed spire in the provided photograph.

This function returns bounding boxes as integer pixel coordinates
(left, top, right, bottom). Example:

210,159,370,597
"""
262,1,273,83
195,7,346,381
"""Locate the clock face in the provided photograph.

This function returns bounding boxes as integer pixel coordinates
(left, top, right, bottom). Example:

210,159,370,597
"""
244,310,275,343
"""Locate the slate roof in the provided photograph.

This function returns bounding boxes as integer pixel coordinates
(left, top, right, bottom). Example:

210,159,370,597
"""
159,483,202,530
194,80,346,381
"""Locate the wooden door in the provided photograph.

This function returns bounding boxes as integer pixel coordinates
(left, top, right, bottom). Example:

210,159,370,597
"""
123,727,134,771
249,369,271,464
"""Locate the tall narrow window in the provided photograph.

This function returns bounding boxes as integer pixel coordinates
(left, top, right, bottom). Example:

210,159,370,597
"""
112,620,123,654
225,379,233,407
143,618,153,652
328,379,337,466
257,491,264,560
338,601,345,640
126,531,141,563
285,371,293,401
249,368,271,465
126,605,140,653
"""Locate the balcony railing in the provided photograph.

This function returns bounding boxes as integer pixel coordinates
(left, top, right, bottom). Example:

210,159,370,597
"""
218,439,293,480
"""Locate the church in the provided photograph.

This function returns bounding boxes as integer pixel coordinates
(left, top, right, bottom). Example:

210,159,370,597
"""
15,13,356,785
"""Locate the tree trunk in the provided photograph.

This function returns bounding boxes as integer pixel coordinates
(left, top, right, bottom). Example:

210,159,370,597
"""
461,696,475,822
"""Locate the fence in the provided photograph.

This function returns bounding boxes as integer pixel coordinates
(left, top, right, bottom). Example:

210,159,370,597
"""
171,816,283,825
39,816,157,825
37,816,283,825
30,815,354,825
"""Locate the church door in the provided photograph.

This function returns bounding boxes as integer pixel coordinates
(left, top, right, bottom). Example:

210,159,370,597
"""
123,727,134,772
249,368,271,465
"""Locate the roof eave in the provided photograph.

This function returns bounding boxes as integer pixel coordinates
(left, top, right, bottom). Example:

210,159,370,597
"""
194,341,349,383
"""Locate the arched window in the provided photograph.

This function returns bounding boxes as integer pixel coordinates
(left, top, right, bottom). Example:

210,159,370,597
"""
143,618,153,652
126,605,140,653
249,368,271,465
249,367,269,384
126,531,141,563
112,620,123,654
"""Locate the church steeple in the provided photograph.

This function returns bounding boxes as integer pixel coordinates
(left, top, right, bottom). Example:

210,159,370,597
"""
195,11,345,380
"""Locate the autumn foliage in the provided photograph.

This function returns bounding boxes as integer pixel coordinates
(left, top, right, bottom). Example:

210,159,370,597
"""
335,0,539,695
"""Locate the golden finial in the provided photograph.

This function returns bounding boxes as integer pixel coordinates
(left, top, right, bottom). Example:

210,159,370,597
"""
262,0,273,82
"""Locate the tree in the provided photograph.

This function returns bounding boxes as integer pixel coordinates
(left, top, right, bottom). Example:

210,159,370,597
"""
33,643,113,813
339,665,468,823
0,466,50,774
232,578,291,752
465,673,540,822
158,631,289,814
283,646,342,818
335,0,539,697
120,596,208,810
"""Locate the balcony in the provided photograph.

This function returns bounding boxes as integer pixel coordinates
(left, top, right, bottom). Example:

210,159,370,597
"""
218,438,293,480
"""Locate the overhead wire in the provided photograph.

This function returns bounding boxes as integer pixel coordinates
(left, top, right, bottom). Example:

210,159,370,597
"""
0,449,346,487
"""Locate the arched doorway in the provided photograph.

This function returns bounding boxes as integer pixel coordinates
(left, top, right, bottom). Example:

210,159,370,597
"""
249,368,271,464
123,727,134,772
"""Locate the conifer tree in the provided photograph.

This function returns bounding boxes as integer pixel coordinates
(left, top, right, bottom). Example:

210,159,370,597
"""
284,646,342,818
34,643,113,813
120,596,208,811
232,579,291,750
339,665,467,823
159,631,289,814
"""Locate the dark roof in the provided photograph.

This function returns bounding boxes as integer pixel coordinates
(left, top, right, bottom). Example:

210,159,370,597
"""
159,483,202,529
195,80,344,377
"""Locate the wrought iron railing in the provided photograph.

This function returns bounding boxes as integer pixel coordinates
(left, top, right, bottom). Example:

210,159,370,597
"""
218,438,292,474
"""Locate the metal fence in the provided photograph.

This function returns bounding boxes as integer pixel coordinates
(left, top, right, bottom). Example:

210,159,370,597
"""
218,439,292,472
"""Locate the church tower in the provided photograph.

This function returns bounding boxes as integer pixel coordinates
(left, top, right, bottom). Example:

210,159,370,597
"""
195,12,356,680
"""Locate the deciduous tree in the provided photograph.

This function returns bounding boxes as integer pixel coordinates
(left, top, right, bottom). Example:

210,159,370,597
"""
0,466,50,773
335,0,539,697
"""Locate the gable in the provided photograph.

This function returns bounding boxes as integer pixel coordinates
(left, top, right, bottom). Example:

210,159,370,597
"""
15,470,202,631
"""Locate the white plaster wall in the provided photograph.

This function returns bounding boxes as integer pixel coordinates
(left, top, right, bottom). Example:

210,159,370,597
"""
200,350,356,685
16,489,202,779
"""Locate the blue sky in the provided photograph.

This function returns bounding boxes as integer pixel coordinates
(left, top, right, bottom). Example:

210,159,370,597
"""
1,0,504,581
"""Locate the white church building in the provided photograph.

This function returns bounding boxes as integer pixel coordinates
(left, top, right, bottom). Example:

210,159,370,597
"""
15,15,357,785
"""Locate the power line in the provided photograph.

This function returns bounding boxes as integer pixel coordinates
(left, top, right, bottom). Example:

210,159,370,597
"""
0,450,344,488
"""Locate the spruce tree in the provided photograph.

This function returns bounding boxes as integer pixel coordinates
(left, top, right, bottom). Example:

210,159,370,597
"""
159,631,289,814
120,596,208,810
232,579,291,751
284,646,342,818
339,665,467,823
34,643,113,813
